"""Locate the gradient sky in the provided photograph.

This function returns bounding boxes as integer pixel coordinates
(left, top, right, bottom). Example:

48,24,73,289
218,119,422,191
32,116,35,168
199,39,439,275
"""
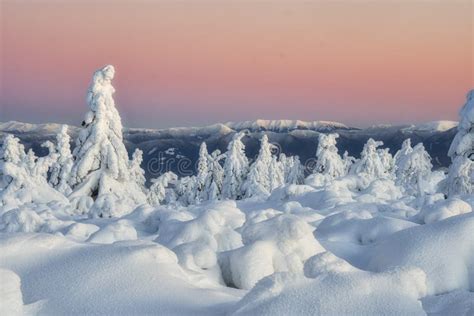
1,0,473,128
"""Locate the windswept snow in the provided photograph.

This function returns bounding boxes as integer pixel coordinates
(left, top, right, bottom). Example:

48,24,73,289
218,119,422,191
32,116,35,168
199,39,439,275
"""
0,67,472,315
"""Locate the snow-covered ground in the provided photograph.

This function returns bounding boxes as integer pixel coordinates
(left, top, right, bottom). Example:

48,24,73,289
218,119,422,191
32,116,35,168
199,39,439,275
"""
1,66,472,315
0,184,473,315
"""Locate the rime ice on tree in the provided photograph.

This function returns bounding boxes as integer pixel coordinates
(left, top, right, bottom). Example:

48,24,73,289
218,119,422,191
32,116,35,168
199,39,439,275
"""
69,65,146,216
315,133,345,179
222,132,249,200
444,90,474,196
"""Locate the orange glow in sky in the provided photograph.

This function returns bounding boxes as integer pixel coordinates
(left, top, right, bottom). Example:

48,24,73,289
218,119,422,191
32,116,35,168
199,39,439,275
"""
1,0,473,128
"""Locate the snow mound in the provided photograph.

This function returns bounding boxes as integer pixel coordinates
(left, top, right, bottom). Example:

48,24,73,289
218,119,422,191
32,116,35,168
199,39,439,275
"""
0,269,26,316
417,198,472,224
233,252,427,315
156,201,245,271
422,290,474,315
0,207,44,233
316,210,418,245
88,220,138,244
220,214,324,289
365,212,474,296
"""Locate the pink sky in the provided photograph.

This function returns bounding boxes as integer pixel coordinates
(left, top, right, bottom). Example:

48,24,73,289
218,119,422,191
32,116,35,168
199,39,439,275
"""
1,0,473,128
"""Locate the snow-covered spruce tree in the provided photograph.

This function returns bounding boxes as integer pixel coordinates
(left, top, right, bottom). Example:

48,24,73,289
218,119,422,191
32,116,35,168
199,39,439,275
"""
315,133,345,179
351,138,389,179
222,132,249,200
206,149,225,200
394,139,413,178
269,155,285,191
377,148,395,177
69,65,146,217
281,154,304,185
175,176,198,206
147,172,178,206
342,151,356,175
396,143,433,196
48,125,74,195
444,90,474,196
196,142,210,202
129,148,147,195
0,135,66,208
243,134,273,197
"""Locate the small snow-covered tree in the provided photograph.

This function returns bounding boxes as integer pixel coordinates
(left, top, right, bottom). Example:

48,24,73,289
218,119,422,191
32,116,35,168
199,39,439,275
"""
378,148,395,177
351,138,388,179
0,135,26,193
314,133,345,179
206,150,225,200
176,176,198,206
196,142,210,202
396,143,433,196
281,154,304,185
342,151,356,175
243,135,273,197
269,155,285,191
222,132,249,200
0,135,66,208
444,90,474,196
129,148,147,194
69,65,146,216
49,125,74,195
148,172,178,206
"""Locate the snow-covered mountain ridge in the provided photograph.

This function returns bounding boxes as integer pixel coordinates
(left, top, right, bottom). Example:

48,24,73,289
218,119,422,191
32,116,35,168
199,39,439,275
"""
0,119,458,181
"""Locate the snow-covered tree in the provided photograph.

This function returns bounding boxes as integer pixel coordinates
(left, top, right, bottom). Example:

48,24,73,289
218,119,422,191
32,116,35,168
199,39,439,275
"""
269,155,285,191
129,149,147,195
396,143,433,196
69,65,146,216
342,151,356,175
206,150,225,200
147,172,178,206
0,135,66,208
315,133,345,179
222,132,249,200
281,154,304,185
196,142,210,202
176,176,198,206
243,135,273,197
378,148,395,177
351,138,388,179
444,90,474,196
49,125,74,195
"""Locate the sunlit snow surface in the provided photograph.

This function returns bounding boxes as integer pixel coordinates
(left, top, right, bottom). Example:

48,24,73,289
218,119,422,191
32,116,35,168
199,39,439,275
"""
1,180,473,315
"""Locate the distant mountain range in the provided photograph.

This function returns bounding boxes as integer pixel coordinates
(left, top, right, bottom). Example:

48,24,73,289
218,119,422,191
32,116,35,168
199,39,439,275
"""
0,120,458,182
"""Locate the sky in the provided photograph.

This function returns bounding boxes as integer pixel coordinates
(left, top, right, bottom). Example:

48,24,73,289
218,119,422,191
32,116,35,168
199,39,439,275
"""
0,0,473,129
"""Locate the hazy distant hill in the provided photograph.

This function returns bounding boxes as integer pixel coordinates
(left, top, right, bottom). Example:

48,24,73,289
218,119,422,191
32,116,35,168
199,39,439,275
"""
0,120,457,182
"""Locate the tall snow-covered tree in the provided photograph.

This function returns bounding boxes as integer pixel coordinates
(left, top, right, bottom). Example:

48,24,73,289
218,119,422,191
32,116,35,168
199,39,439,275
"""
222,132,249,200
49,125,74,195
196,142,210,202
69,65,146,216
444,90,474,196
315,133,345,179
148,172,178,206
243,134,273,197
351,138,388,179
396,143,433,196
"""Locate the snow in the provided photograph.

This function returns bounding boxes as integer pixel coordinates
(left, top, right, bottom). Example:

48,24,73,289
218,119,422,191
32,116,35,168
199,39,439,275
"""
0,68,472,315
